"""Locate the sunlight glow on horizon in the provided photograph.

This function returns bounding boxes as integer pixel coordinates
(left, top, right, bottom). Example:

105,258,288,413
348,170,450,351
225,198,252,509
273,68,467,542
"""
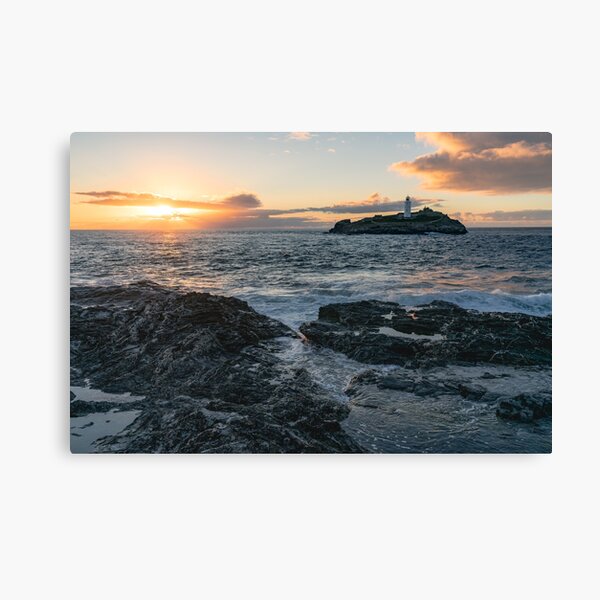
142,205,203,218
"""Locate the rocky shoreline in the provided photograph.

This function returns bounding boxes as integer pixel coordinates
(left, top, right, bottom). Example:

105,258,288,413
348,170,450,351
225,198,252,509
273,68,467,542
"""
71,282,551,453
71,281,361,453
299,299,551,367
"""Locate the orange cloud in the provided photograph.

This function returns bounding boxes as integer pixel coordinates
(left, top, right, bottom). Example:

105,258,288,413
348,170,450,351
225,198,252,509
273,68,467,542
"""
73,189,446,230
451,209,552,224
76,191,261,210
390,132,552,194
267,193,443,215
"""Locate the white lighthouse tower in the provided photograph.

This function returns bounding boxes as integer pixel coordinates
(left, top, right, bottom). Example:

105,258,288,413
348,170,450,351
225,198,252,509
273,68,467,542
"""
404,195,412,219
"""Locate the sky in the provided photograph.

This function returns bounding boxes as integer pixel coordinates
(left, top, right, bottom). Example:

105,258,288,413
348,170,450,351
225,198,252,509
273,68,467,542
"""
70,132,552,229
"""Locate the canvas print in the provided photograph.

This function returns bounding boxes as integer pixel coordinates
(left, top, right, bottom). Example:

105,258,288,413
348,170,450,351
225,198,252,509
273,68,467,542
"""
70,132,551,453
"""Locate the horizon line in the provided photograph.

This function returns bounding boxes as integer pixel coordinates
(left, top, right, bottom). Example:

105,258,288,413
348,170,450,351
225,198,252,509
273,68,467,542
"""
70,225,552,232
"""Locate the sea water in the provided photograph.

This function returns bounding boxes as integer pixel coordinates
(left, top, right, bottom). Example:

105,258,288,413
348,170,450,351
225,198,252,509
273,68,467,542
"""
71,228,551,328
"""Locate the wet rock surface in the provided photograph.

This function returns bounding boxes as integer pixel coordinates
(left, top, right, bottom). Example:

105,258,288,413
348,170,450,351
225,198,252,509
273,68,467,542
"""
70,398,144,417
299,299,551,452
300,300,551,367
496,393,552,422
70,280,293,394
70,282,362,453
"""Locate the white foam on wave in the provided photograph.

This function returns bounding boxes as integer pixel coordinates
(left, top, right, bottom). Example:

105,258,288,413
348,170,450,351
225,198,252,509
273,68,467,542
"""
241,288,551,329
389,289,552,316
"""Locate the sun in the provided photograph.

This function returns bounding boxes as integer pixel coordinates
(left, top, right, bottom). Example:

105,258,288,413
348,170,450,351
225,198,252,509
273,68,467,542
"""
146,204,176,218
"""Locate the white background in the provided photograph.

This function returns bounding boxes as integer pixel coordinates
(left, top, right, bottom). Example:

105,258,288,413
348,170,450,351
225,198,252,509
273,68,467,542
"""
1,1,599,599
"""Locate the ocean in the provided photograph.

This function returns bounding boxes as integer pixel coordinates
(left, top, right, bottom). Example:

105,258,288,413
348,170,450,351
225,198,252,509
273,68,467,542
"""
70,227,552,453
71,228,551,328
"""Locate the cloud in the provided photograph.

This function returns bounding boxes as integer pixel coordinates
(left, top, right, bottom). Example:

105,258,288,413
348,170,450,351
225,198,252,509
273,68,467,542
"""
274,193,442,215
75,189,441,229
218,193,261,208
209,192,440,227
416,132,550,153
452,209,552,224
389,132,552,194
287,132,313,141
75,191,174,205
76,190,262,210
194,213,323,230
75,189,323,228
327,148,336,153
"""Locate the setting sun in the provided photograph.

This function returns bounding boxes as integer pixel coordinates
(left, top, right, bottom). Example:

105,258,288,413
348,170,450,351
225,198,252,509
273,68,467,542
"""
145,204,177,218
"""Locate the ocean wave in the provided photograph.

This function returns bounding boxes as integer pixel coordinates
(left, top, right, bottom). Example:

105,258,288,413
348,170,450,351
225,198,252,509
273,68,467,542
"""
388,289,552,316
239,288,552,330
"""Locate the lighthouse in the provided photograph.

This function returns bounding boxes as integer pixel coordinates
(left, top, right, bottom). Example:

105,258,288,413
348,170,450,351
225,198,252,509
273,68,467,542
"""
404,195,412,219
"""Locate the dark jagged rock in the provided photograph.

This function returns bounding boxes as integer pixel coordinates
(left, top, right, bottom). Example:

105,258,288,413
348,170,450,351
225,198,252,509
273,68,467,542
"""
329,208,467,235
70,280,293,394
496,393,552,422
299,300,551,367
457,383,487,400
70,398,144,417
70,281,362,453
100,370,357,454
344,369,510,404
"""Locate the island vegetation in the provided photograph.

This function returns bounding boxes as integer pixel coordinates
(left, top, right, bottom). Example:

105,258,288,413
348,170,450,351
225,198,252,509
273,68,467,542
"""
329,207,468,235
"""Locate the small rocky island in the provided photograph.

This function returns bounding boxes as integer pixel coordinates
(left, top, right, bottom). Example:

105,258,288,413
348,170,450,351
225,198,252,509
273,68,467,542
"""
329,198,467,235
